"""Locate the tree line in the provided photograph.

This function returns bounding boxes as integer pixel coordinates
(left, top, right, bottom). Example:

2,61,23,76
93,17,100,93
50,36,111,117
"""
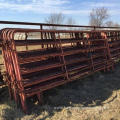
45,7,119,27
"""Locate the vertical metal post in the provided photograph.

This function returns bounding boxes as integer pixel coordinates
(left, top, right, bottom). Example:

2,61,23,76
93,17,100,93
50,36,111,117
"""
40,25,44,48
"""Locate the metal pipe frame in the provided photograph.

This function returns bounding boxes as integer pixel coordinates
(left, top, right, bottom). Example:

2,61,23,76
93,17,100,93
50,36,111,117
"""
1,28,117,113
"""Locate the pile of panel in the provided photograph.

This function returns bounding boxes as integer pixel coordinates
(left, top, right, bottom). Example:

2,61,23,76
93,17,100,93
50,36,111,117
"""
0,28,113,113
89,31,114,72
106,31,120,61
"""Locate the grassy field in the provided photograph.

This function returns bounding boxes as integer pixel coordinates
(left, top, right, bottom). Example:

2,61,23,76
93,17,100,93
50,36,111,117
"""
0,62,120,120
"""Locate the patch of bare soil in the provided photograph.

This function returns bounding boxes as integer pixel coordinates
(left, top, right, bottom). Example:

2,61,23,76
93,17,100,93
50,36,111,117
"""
1,63,120,120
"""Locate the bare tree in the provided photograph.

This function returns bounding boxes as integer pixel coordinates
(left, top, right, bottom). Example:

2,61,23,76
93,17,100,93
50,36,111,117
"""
66,17,76,25
89,7,109,26
45,13,77,30
114,23,120,27
105,21,114,27
45,13,65,29
65,17,76,30
105,21,120,27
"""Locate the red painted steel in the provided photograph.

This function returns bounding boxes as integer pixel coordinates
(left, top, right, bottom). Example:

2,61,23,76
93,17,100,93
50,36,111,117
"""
0,22,119,114
0,28,116,113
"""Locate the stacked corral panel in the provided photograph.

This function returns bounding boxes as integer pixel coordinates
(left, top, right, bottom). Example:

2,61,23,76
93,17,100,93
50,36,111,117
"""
0,28,114,113
107,31,120,61
88,32,114,72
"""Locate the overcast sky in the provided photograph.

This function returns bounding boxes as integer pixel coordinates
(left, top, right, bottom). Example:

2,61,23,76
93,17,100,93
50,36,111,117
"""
0,0,120,25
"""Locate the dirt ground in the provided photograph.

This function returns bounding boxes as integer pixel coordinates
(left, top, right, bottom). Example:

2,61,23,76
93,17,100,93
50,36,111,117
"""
1,63,120,120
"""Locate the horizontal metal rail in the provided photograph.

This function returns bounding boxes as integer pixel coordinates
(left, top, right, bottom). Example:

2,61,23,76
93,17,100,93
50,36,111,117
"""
0,20,120,29
0,28,116,113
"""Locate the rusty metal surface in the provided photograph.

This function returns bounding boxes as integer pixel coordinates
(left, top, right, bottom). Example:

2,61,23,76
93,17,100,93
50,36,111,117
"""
0,20,119,28
0,21,120,30
0,21,119,114
0,28,117,113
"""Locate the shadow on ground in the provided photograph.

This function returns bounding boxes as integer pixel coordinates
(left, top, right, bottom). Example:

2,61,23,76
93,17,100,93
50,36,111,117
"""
1,63,120,120
22,63,120,119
